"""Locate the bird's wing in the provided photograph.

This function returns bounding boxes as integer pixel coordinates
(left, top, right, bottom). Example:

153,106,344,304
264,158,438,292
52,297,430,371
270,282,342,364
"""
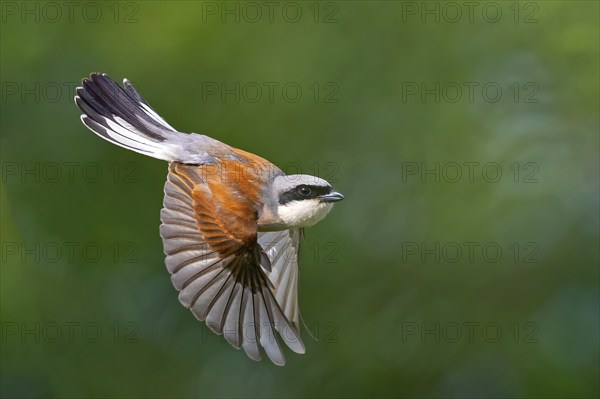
160,162,304,365
258,229,302,327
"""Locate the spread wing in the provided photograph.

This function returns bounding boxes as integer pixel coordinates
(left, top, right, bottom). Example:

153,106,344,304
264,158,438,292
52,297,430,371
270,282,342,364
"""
258,229,302,327
160,162,304,365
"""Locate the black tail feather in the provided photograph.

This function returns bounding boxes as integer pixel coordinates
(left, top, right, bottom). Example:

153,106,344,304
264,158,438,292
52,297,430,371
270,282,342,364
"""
76,73,173,141
75,73,181,160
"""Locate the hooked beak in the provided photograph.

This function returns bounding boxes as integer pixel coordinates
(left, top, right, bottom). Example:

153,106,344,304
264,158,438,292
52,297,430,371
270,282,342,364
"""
319,191,345,203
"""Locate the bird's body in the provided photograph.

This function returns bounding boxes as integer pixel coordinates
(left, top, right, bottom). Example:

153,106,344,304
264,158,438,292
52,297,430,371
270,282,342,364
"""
75,73,343,366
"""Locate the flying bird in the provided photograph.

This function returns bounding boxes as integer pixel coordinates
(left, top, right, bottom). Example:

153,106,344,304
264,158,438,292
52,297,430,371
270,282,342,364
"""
74,73,344,366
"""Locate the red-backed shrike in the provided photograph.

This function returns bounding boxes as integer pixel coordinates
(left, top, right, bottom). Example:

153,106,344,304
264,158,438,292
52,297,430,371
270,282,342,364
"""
74,73,343,365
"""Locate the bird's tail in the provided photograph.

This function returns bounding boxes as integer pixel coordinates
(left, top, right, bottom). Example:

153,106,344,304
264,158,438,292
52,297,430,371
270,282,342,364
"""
75,73,190,162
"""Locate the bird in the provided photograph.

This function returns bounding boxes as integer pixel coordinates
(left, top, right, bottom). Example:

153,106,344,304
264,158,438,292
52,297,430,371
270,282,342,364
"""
74,73,344,366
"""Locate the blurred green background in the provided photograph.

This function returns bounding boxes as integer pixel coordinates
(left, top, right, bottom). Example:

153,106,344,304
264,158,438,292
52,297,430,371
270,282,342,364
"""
1,1,598,398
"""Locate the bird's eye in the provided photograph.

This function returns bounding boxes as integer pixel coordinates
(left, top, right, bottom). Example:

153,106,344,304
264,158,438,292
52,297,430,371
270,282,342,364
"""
298,186,312,197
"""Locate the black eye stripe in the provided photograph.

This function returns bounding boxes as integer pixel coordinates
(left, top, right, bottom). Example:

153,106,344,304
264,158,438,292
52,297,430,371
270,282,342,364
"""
279,185,331,204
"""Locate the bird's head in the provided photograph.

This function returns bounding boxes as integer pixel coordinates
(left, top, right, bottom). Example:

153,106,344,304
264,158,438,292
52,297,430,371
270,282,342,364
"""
270,174,344,228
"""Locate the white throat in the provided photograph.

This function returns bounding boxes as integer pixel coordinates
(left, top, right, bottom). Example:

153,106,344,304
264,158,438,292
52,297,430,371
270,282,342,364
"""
277,199,334,228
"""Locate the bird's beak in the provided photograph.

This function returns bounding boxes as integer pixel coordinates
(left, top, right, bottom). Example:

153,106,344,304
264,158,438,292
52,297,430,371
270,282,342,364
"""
319,191,345,203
